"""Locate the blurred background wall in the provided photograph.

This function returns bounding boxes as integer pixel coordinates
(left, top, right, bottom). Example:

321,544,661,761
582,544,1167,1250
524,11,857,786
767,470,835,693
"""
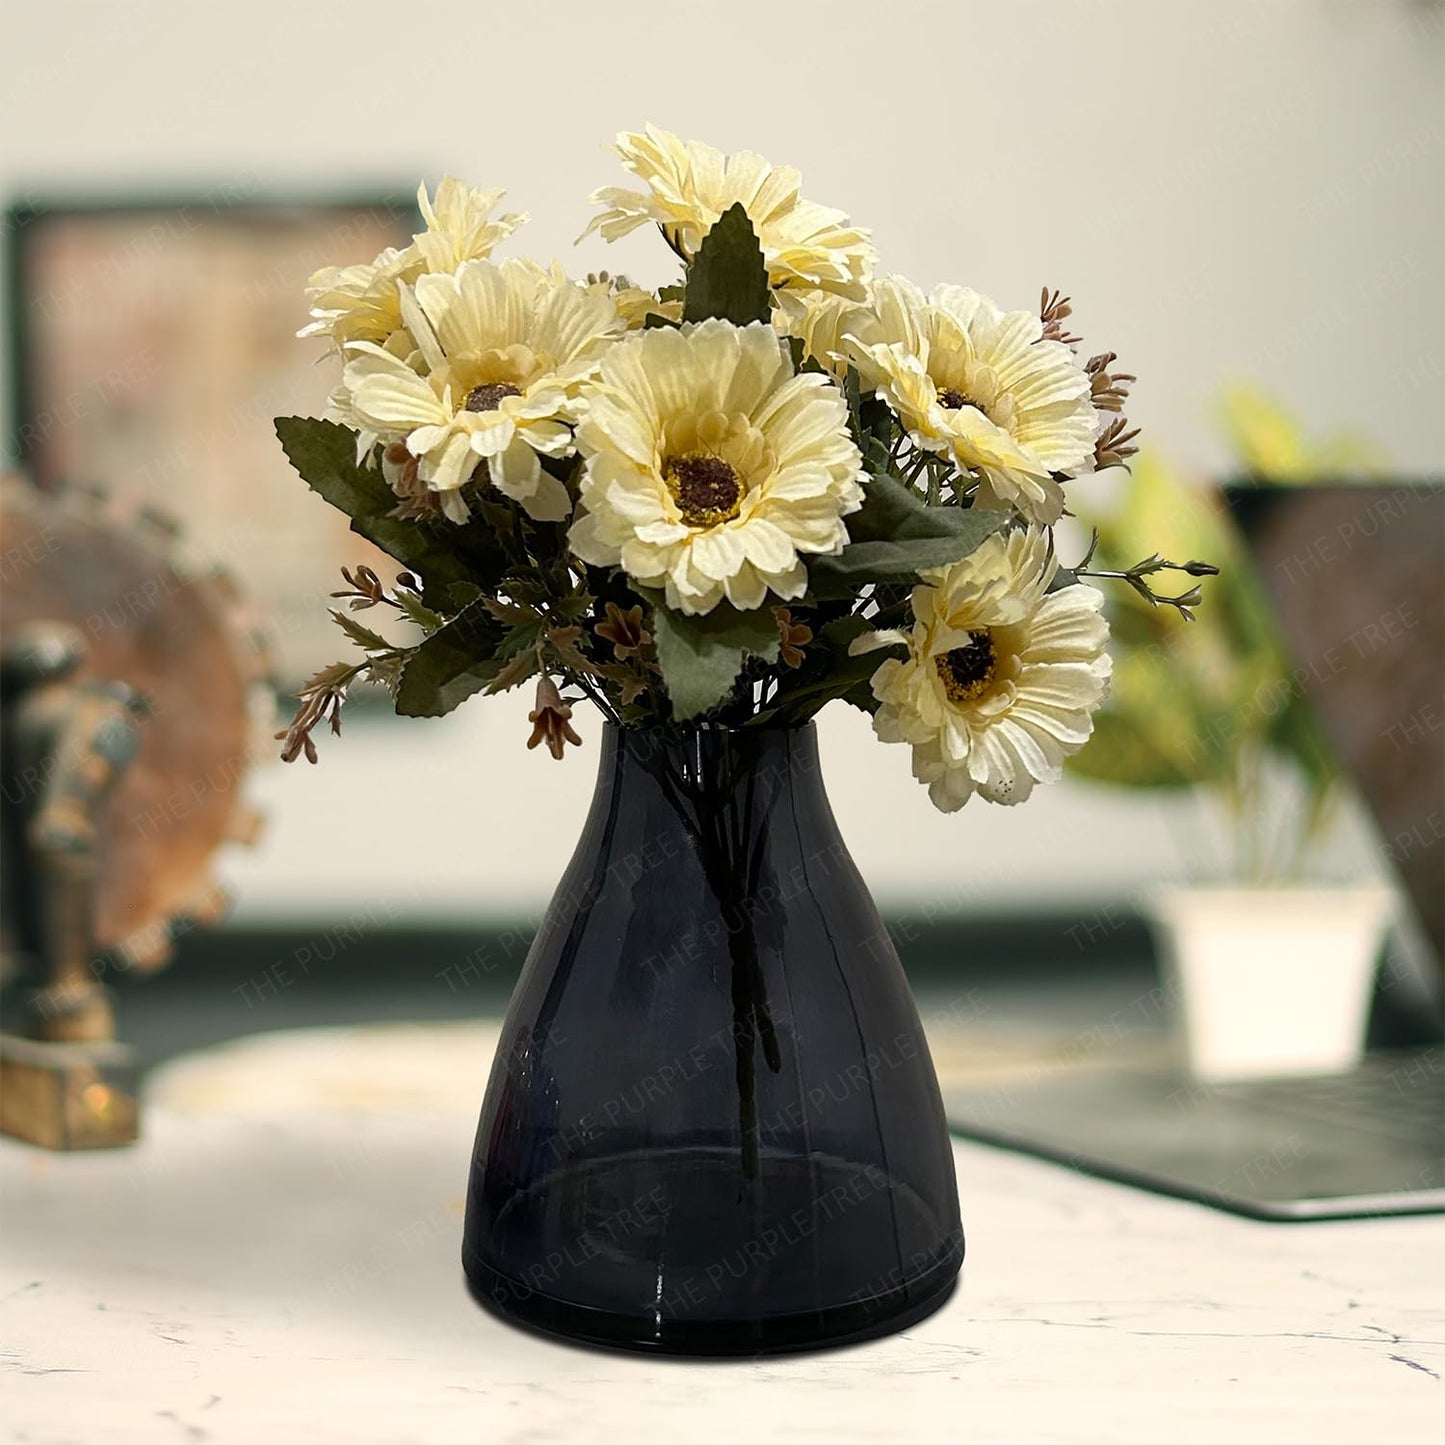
4,0,1442,921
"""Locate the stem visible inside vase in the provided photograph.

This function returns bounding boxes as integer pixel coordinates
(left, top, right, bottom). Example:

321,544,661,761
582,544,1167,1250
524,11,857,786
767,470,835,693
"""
637,732,784,1180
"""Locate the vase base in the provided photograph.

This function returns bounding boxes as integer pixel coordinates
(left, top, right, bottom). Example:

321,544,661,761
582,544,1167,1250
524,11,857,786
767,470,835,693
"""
463,1242,962,1357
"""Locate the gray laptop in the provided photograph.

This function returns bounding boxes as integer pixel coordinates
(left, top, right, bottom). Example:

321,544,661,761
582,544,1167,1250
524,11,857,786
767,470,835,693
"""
946,483,1445,1220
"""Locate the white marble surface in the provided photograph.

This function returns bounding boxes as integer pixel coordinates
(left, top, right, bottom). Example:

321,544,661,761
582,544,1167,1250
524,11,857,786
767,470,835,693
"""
2,1023,1442,1445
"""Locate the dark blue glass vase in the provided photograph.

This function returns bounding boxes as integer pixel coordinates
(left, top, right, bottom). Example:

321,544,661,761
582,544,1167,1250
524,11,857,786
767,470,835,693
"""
462,722,962,1354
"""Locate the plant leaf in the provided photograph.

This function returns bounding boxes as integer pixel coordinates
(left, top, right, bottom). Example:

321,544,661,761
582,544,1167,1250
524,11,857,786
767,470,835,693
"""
485,647,541,696
809,475,1009,595
751,614,897,726
394,599,506,718
329,609,393,653
651,602,780,721
275,417,507,607
394,588,446,636
682,203,770,327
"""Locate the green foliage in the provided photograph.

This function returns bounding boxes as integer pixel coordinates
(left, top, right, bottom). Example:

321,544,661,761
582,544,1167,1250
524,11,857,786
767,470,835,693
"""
652,603,780,721
842,367,892,473
393,588,446,636
394,600,506,718
809,475,1009,595
752,615,896,727
1067,446,1344,873
275,417,507,608
1219,384,1388,481
328,610,393,654
681,203,770,327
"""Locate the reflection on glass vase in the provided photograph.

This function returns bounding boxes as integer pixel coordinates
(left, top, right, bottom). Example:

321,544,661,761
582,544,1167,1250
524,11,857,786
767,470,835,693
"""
462,722,963,1354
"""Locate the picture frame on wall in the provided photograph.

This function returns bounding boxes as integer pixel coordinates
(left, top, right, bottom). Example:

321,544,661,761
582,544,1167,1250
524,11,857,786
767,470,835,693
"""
5,190,420,684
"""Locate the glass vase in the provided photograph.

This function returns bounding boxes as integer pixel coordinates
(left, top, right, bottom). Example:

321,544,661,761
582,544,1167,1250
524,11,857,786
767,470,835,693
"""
462,721,963,1354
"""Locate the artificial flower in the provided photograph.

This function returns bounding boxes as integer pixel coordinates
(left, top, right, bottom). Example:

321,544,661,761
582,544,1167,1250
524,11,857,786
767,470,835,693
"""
582,277,685,332
527,676,582,760
772,287,868,375
595,601,652,660
569,320,864,615
774,608,813,669
847,279,1099,524
858,527,1111,810
336,257,623,522
583,125,876,297
301,178,528,351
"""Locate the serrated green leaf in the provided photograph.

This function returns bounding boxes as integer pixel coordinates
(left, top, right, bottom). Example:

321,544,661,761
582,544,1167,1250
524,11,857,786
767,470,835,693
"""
682,203,770,327
809,476,1009,595
447,580,484,610
330,609,393,653
394,599,506,718
651,602,780,721
485,647,541,696
275,417,507,608
393,589,446,636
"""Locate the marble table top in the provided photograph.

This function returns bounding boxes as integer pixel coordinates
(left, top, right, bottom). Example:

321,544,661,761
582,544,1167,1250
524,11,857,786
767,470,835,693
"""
2,1023,1441,1444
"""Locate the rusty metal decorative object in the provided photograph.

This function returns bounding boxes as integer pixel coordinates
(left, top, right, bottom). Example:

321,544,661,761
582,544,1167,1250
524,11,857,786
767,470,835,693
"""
0,475,272,1148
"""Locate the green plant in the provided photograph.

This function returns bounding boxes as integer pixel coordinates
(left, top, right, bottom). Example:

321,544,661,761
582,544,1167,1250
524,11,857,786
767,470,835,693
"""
1066,387,1385,880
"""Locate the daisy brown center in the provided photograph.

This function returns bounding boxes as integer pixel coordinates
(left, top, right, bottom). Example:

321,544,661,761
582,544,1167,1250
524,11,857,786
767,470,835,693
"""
936,631,997,704
465,382,522,413
938,387,982,413
664,452,742,528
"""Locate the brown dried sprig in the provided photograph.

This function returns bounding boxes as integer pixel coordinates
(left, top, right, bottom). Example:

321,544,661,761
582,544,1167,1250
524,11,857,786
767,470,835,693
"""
1084,351,1136,413
275,660,365,763
774,608,813,669
1040,287,1082,347
382,442,446,521
595,602,652,661
527,675,582,760
1094,416,1142,470
331,564,395,611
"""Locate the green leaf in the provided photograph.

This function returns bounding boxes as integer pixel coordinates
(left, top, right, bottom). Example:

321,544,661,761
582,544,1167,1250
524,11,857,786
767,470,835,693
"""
682,203,770,327
330,609,393,653
394,589,446,636
809,475,1009,595
447,581,484,610
274,417,507,608
751,614,896,727
651,602,780,721
842,367,893,473
394,599,506,718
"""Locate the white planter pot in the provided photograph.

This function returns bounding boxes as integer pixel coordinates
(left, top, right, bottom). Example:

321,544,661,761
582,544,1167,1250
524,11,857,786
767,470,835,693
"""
1147,886,1395,1082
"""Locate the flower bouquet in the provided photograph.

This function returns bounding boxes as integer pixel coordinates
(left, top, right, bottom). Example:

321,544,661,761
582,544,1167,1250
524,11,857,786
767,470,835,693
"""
277,126,1211,1354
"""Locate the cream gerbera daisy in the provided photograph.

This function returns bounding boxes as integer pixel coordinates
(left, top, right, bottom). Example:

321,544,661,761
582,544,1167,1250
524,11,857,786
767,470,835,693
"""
569,320,864,615
336,257,623,522
847,279,1099,524
583,126,876,298
859,527,1111,811
301,178,528,351
772,287,867,376
586,278,685,331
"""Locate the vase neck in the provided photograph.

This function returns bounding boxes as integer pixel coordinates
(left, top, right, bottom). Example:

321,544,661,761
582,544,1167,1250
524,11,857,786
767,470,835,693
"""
594,723,825,817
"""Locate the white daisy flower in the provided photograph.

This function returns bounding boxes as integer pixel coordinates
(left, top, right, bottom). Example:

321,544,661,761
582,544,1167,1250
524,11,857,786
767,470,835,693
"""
848,279,1100,524
569,320,865,615
301,177,528,351
336,257,622,522
583,126,876,298
859,527,1112,811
